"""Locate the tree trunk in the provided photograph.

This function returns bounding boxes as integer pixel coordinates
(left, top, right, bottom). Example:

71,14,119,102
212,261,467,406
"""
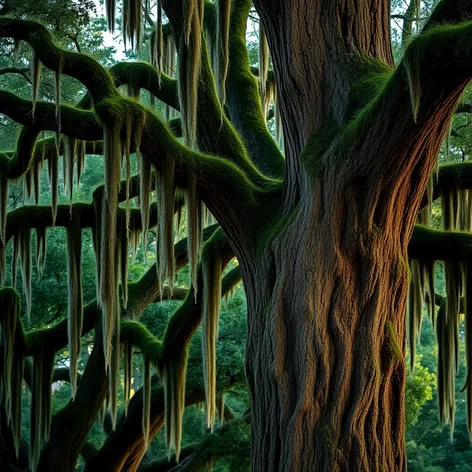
245,166,410,472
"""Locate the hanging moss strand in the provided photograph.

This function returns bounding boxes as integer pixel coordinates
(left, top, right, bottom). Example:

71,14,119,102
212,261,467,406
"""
202,246,223,431
66,214,83,399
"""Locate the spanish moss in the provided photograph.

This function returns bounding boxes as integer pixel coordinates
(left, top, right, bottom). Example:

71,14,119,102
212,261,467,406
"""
140,154,152,263
216,0,231,106
123,340,133,416
48,136,59,224
101,125,122,368
202,246,222,431
122,0,143,50
164,34,176,121
408,259,434,370
437,299,456,439
152,1,163,83
31,53,41,119
415,0,421,24
159,349,188,461
404,50,421,122
0,289,19,421
109,333,121,430
66,214,83,399
13,38,21,61
77,140,86,185
156,157,175,294
218,391,225,426
258,23,269,115
0,159,8,247
35,226,47,278
11,230,19,287
64,135,77,202
105,0,117,33
118,219,129,308
55,59,62,131
186,173,202,295
178,9,202,147
30,349,44,472
19,226,32,319
10,355,24,459
142,353,151,448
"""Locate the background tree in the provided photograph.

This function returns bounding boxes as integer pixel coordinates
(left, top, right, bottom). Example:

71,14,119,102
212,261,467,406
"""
2,0,472,471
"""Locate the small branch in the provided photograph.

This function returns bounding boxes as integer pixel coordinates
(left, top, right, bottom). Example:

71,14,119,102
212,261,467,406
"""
64,31,81,52
0,66,29,76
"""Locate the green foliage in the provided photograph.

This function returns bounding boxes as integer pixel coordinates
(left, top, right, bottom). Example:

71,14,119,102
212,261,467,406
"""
406,355,436,429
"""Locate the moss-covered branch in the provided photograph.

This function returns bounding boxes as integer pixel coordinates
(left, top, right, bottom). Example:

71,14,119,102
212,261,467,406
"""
435,162,472,197
409,225,472,261
161,1,277,189
109,62,179,111
225,0,285,178
141,416,250,472
0,91,101,142
0,18,117,102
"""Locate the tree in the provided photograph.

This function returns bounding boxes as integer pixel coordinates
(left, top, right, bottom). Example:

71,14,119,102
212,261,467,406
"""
1,0,472,470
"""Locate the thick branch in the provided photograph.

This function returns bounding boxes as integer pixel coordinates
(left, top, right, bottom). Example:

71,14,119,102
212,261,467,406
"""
0,91,101,141
435,161,472,196
225,0,285,178
409,225,472,261
0,18,117,102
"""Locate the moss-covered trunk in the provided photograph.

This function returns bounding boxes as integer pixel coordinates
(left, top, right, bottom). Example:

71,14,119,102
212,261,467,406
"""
245,165,412,471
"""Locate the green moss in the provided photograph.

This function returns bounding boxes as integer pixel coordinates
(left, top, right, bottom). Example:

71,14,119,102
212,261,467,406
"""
223,0,284,178
347,66,392,119
384,321,402,364
322,425,337,456
257,202,300,254
300,115,341,178
120,319,163,365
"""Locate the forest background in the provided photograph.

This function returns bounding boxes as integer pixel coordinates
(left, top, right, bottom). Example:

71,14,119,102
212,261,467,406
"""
0,0,470,470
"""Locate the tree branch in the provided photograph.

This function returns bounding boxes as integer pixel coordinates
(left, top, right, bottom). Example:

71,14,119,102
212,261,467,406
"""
225,0,285,178
409,225,472,261
0,18,117,102
0,66,29,76
142,416,250,472
83,264,242,470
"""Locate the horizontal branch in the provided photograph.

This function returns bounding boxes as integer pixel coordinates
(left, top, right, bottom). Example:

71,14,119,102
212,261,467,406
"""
0,18,117,102
110,62,179,110
435,161,472,196
0,91,101,141
409,224,472,261
0,66,29,76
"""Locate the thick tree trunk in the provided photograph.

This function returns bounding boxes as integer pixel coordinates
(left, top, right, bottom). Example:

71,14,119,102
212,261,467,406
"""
244,165,410,471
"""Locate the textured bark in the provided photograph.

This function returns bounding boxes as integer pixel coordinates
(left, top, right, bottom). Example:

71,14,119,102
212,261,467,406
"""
253,0,393,208
239,0,468,464
245,198,408,471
